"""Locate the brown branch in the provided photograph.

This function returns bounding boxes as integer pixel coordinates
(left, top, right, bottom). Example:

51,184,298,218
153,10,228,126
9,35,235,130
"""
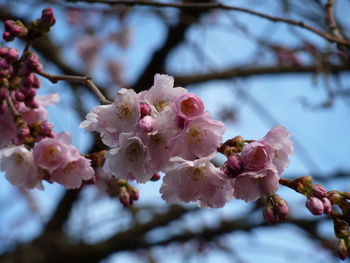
66,0,350,47
173,64,349,86
37,71,112,105
325,0,344,41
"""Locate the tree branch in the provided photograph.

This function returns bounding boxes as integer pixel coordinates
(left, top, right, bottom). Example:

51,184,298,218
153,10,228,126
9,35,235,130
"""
66,0,350,46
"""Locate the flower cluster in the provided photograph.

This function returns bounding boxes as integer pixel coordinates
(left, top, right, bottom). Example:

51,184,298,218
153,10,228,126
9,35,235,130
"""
221,126,294,202
0,10,94,190
81,74,294,208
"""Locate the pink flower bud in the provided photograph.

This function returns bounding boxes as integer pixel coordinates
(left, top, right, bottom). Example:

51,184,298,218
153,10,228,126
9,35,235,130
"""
119,187,130,206
2,31,14,42
241,142,273,171
263,206,279,224
173,93,205,119
40,120,53,135
40,8,56,27
26,53,43,73
25,98,39,109
26,88,37,98
140,102,151,117
306,197,324,215
138,115,154,132
6,48,19,61
150,173,161,181
129,188,139,201
18,126,30,138
15,91,25,101
274,198,289,220
311,184,328,198
322,197,332,215
227,154,242,173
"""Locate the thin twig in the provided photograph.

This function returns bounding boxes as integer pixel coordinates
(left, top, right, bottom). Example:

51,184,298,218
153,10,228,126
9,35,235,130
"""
37,71,112,105
6,96,21,119
325,0,344,40
66,0,350,47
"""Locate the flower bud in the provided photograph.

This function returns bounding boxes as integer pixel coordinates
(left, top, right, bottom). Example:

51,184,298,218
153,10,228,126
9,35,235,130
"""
321,197,332,215
15,91,25,101
119,186,130,206
40,120,53,136
140,102,151,117
2,31,14,42
40,8,56,27
150,173,161,181
263,206,279,225
138,115,154,132
274,198,289,220
311,184,328,198
129,187,139,201
306,197,324,215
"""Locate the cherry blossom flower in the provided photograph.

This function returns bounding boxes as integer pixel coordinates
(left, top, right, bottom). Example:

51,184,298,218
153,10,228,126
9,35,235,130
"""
80,88,140,147
33,132,80,172
170,112,225,160
232,164,279,202
140,74,187,114
160,155,232,208
50,157,94,189
1,145,42,189
172,93,205,120
103,133,154,183
260,125,294,175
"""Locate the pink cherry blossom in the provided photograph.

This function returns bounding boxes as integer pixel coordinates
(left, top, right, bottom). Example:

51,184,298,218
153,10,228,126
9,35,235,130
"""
50,157,94,189
1,145,42,189
140,108,179,172
172,93,205,120
260,125,294,174
103,133,154,183
160,155,232,208
140,74,187,114
33,132,80,172
80,89,140,147
232,164,279,202
240,141,274,171
170,112,225,159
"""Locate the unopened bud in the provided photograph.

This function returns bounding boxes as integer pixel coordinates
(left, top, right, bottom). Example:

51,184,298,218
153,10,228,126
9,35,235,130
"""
119,187,130,206
40,120,53,135
263,206,279,225
227,154,242,174
274,197,289,220
15,91,25,101
140,102,151,117
40,8,56,27
306,197,324,215
322,197,332,215
129,188,139,201
138,115,154,132
150,173,161,181
311,184,328,198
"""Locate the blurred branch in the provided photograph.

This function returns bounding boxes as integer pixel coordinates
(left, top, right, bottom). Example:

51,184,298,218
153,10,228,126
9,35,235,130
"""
37,71,112,104
66,0,350,47
174,64,349,86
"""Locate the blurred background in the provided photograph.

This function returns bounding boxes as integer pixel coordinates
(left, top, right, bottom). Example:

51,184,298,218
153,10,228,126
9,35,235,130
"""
0,0,350,262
